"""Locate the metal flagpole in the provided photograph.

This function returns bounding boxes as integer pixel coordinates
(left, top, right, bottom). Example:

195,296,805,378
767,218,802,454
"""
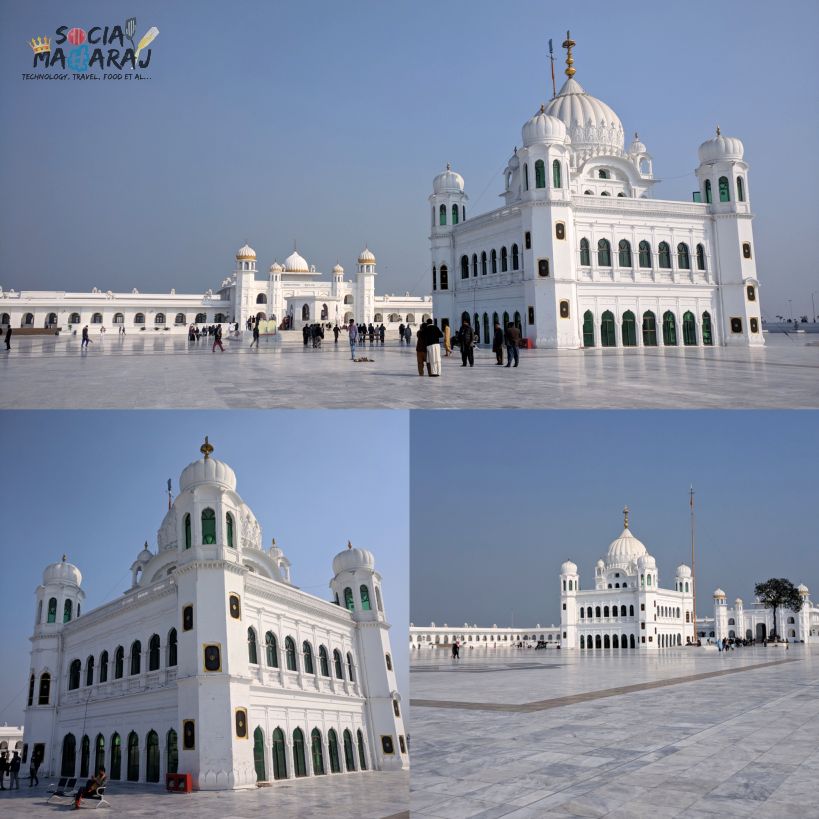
549,39,556,98
690,486,697,644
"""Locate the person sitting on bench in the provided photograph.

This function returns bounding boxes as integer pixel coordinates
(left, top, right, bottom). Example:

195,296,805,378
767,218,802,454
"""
74,765,106,809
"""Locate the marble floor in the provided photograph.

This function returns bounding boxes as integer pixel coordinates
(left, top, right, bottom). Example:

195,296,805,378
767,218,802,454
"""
0,769,408,818
409,645,819,818
1,333,817,409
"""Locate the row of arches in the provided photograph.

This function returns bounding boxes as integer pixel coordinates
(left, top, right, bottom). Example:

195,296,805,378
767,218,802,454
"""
61,730,173,782
580,634,637,649
460,245,521,280
247,630,358,684
340,583,383,613
579,605,635,619
579,239,706,271
523,158,563,191
39,596,78,624
582,310,713,348
436,204,466,227
13,312,226,328
183,509,234,549
458,311,522,345
703,175,745,204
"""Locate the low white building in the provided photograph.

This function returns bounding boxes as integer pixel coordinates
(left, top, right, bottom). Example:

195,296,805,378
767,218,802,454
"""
22,439,407,789
0,243,431,335
0,726,24,761
410,624,560,650
713,586,818,643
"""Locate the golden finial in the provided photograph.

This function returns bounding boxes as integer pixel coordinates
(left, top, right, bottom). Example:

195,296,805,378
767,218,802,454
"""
271,537,276,547
562,30,576,78
623,505,630,529
200,436,214,460
716,125,721,136
61,554,67,562
347,540,352,550
446,162,451,171
540,103,545,113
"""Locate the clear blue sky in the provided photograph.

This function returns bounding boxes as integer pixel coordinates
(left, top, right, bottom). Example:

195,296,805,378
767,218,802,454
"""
1,1,817,318
410,411,819,629
0,410,409,726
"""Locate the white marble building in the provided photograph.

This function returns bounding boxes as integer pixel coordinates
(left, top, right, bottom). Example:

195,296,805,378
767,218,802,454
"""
0,725,24,760
22,439,407,789
713,586,818,644
430,34,763,349
410,624,560,651
0,243,431,335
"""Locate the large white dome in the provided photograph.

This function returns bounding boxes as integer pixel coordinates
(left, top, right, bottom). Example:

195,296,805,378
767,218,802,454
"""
606,526,648,566
543,77,624,157
432,164,464,194
698,129,744,164
284,249,309,273
522,106,568,147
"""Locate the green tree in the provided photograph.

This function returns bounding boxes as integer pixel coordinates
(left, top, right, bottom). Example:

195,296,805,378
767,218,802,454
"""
754,578,803,640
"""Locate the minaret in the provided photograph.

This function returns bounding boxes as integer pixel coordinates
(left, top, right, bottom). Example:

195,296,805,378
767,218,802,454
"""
329,542,408,771
559,560,579,649
713,588,728,642
232,243,257,329
355,247,377,325
429,164,466,331
24,556,86,776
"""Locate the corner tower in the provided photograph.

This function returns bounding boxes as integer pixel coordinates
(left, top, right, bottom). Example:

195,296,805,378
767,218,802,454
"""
429,165,466,329
355,247,377,325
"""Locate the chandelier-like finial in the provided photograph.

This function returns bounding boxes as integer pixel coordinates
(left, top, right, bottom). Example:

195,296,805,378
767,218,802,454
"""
562,30,576,78
200,436,214,460
623,505,630,529
716,125,721,136
347,540,353,550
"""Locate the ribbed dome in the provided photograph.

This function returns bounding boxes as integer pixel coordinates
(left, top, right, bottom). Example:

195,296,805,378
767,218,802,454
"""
561,560,578,574
629,132,647,155
332,263,344,274
137,543,153,563
236,243,256,261
179,457,237,492
798,583,809,594
332,543,375,575
698,130,744,164
357,246,376,265
522,107,568,147
606,527,648,565
735,597,743,604
284,250,309,273
508,152,520,170
713,588,726,598
43,557,82,587
432,164,464,194
269,262,283,273
543,77,624,156
676,564,692,578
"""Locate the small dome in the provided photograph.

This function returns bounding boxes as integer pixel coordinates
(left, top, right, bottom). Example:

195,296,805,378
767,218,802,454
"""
284,250,309,273
637,554,656,569
332,542,375,575
713,588,726,598
698,129,744,164
357,247,376,265
735,597,743,605
676,564,692,578
508,152,520,170
137,543,153,563
798,583,809,594
269,262,283,273
596,559,605,568
522,106,568,147
332,263,344,274
629,132,647,155
179,454,237,493
432,164,464,194
561,560,578,574
236,243,256,261
43,556,82,587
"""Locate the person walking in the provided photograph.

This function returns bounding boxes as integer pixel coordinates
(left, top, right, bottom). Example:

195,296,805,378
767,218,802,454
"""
4,325,11,351
422,318,443,376
492,320,504,365
28,756,39,787
81,325,91,349
249,322,260,348
451,641,460,660
398,322,405,344
504,321,520,367
212,324,224,353
302,324,309,346
348,318,358,360
444,323,452,357
379,323,385,345
9,753,20,790
403,324,412,346
415,325,426,376
333,324,340,344
459,319,474,367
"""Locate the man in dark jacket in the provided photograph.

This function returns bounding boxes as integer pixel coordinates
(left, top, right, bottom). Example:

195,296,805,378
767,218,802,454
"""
492,321,504,365
504,322,521,367
421,318,444,376
459,318,475,367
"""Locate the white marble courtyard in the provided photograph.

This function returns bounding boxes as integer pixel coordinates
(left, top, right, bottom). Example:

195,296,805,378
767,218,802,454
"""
410,645,819,818
1,332,817,409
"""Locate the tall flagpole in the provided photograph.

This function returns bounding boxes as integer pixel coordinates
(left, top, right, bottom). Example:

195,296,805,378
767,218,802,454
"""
690,485,697,644
549,39,556,99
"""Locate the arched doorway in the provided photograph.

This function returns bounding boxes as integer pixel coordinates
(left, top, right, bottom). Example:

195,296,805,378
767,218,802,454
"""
301,304,310,321
145,731,159,782
61,733,76,777
321,304,329,321
272,728,287,780
756,622,767,641
253,727,266,781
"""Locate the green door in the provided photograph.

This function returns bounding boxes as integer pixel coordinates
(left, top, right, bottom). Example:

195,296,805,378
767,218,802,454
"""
253,727,266,781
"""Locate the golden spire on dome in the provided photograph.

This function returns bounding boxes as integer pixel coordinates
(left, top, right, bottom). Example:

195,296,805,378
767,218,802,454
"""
200,436,214,460
347,540,353,550
623,505,630,529
716,125,721,136
62,554,67,562
562,30,576,78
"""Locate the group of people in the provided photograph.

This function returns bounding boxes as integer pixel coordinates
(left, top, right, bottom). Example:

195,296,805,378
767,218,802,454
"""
0,751,23,789
0,750,106,808
188,324,228,344
442,318,524,369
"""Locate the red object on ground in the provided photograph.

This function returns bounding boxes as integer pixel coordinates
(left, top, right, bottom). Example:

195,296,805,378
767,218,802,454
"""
165,773,192,792
519,337,533,349
67,28,87,45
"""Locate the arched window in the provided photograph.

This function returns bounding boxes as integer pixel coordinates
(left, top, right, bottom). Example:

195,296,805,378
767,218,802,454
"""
38,672,51,705
580,238,590,266
127,732,139,781
148,634,160,671
343,729,356,772
225,512,234,548
346,652,355,682
154,313,166,325
94,733,105,774
145,731,159,782
737,176,745,202
333,649,344,679
704,179,712,204
47,597,57,623
110,733,121,780
677,243,690,269
439,204,446,226
604,606,610,617
642,311,658,346
582,310,595,347
483,313,489,342
285,637,297,671
385,652,393,671
658,242,671,268
638,240,651,268
248,628,258,665
167,629,177,667
255,293,267,305
328,729,341,773
501,246,508,272
28,673,35,706
360,585,372,611
293,728,307,777
201,508,216,544
344,587,355,611
439,265,448,290
718,176,730,202
357,729,368,770
622,311,637,346
265,632,278,667
301,304,310,321
535,159,546,188
601,311,616,347
69,313,81,324
459,255,469,280
490,249,497,273
302,641,314,674
597,239,612,267
663,312,678,346
318,645,330,677
524,163,529,190
175,313,186,325
184,514,191,549
552,159,562,188
166,730,178,775
696,243,706,271
195,313,206,324
682,311,697,345
702,312,713,346
91,313,103,324
595,606,601,618
69,659,81,690
580,635,585,648
99,651,109,683
618,240,632,267
130,640,141,675
452,204,459,225
111,312,124,325
86,655,95,687
61,733,76,777
64,599,73,623
471,253,477,277
272,728,287,780
432,265,436,290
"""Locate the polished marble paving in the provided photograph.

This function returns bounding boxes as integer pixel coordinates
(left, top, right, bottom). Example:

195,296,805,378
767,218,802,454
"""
0,770,408,818
409,645,819,818
1,333,817,409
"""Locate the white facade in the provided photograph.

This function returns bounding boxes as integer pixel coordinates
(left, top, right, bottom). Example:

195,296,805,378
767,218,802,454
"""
0,726,24,759
22,441,407,790
431,36,763,350
0,243,431,335
410,623,560,650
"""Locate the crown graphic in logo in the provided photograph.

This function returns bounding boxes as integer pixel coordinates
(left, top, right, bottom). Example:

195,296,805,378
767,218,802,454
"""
29,36,51,55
